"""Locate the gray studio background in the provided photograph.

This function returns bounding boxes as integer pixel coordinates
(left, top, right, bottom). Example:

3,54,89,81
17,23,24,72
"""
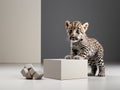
41,0,120,64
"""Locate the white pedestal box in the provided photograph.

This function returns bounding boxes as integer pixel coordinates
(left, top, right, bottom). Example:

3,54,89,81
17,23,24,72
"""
44,59,88,80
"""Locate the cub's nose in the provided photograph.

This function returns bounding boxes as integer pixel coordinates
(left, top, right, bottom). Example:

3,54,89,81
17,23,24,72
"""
70,36,76,40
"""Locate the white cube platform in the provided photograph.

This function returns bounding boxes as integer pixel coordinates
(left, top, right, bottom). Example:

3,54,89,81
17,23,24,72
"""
44,59,88,80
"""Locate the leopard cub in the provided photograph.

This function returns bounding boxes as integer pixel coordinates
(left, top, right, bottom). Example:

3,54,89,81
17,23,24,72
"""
65,20,105,77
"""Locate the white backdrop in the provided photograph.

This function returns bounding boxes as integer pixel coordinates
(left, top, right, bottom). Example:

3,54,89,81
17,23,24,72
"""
0,0,41,63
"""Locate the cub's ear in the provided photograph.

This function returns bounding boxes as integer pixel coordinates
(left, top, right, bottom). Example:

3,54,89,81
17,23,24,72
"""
82,22,89,32
65,20,71,29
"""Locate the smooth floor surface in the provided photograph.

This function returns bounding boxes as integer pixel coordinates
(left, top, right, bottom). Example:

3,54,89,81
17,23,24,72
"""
0,64,120,90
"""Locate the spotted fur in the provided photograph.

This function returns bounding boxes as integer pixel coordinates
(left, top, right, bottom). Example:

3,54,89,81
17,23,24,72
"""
65,20,105,77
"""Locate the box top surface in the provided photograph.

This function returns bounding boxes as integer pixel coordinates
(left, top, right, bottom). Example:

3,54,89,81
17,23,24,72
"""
44,59,87,61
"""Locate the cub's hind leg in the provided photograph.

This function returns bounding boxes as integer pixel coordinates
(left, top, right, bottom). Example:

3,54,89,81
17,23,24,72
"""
96,50,105,77
98,59,105,77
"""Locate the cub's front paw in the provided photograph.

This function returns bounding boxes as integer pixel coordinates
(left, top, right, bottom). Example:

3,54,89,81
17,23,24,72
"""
65,55,73,59
73,55,81,60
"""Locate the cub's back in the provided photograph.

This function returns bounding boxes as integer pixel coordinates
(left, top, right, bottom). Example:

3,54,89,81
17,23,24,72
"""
88,37,104,52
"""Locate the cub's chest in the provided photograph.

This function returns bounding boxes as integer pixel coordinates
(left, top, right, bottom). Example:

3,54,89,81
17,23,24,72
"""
72,43,85,54
72,42,95,57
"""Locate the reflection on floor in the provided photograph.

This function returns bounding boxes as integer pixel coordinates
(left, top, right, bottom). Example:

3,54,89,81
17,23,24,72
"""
0,64,120,90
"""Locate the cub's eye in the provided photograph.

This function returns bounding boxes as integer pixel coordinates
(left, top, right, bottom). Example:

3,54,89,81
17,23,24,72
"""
68,30,72,34
76,29,80,34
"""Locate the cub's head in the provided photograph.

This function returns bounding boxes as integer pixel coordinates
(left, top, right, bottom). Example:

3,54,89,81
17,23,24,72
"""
65,20,89,42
